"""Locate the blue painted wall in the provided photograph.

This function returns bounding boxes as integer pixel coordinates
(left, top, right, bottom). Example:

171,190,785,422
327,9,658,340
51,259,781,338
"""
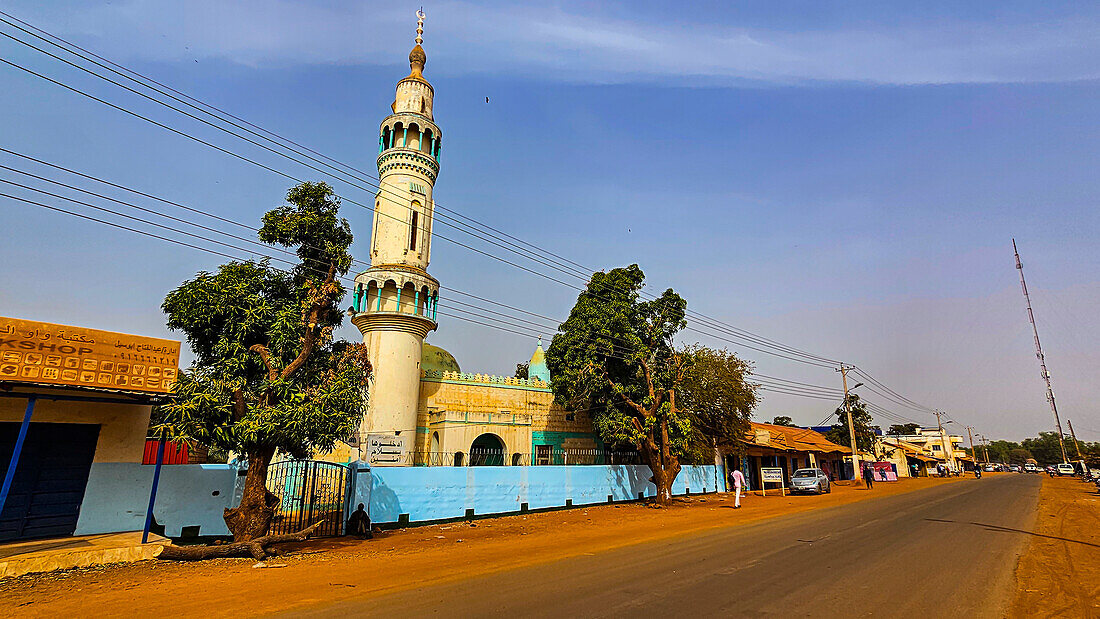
71,462,719,537
360,464,719,524
74,462,239,537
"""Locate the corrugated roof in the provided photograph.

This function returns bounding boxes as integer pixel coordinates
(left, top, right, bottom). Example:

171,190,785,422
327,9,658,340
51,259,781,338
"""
743,422,852,454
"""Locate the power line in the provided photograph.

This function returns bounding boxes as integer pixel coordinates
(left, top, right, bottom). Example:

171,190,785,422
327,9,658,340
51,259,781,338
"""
0,15,946,409
0,18,848,370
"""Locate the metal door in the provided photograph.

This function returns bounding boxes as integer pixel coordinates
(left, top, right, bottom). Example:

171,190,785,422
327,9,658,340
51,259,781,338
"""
265,460,348,537
0,422,100,541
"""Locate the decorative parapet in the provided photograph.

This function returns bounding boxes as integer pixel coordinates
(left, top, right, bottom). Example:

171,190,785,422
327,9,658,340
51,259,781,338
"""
428,410,533,426
421,369,551,391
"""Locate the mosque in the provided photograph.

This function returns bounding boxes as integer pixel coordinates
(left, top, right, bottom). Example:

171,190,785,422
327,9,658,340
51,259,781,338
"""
329,13,599,466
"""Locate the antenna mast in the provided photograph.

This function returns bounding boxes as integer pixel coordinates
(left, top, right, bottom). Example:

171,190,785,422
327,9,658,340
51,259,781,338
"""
1013,239,1068,463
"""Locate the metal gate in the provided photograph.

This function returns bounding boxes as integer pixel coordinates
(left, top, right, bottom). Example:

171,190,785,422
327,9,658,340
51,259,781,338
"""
266,460,349,537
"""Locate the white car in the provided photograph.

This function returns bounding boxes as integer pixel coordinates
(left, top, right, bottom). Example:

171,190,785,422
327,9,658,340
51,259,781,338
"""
790,468,831,494
1055,463,1075,476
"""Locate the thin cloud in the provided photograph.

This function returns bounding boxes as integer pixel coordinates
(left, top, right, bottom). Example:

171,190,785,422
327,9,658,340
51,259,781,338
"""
16,0,1100,84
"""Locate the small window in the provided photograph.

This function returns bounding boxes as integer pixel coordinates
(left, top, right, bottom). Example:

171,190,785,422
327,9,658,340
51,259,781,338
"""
409,210,418,250
565,413,575,422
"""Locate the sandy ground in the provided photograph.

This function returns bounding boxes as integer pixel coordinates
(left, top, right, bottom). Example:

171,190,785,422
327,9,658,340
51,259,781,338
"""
0,475,964,617
1009,475,1100,618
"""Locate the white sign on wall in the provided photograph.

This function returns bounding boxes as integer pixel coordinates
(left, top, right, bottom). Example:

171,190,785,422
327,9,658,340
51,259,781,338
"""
366,433,409,466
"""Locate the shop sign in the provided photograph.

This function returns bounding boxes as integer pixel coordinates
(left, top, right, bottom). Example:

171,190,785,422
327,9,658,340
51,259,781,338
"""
0,316,180,394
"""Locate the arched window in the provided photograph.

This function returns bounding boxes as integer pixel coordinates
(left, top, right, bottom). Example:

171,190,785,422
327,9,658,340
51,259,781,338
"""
409,210,419,251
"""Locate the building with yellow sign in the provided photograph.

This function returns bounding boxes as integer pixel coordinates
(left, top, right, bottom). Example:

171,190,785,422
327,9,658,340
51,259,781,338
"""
0,316,180,542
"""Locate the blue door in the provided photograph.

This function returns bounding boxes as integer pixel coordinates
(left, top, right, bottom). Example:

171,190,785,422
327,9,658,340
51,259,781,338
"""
0,422,100,541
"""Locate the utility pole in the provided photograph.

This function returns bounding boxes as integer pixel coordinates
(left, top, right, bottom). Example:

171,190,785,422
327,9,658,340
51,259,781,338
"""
965,426,977,470
838,365,861,480
1067,419,1083,461
933,410,953,472
1013,239,1069,464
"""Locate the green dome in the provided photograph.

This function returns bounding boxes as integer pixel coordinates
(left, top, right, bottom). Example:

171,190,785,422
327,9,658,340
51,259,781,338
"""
422,343,461,373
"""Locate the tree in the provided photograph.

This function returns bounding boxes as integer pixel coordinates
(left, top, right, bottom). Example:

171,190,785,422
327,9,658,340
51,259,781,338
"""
825,394,879,455
514,362,529,379
887,423,920,436
546,265,690,504
158,182,370,541
1007,448,1033,465
771,416,796,427
678,345,758,464
986,439,1024,463
1022,432,1067,464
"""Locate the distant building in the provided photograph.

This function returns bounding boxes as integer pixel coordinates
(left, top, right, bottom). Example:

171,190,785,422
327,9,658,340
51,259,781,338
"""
891,428,968,471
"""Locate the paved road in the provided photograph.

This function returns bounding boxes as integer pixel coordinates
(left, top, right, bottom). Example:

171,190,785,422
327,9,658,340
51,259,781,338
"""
305,474,1040,618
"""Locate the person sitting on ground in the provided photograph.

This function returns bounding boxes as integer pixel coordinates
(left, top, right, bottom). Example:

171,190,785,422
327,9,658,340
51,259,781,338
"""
347,503,372,538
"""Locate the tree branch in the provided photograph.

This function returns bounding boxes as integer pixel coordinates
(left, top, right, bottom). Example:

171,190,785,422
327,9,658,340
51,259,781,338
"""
249,344,280,381
281,263,336,379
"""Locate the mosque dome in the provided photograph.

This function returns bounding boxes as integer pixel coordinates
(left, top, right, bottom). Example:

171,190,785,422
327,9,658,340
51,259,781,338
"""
422,343,461,374
528,339,550,383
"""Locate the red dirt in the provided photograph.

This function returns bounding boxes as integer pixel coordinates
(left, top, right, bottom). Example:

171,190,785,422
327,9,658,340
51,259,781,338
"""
1009,475,1100,618
0,476,964,617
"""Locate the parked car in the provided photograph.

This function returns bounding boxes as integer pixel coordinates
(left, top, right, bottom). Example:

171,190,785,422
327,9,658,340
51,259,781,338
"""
1055,463,1075,476
790,468,831,494
1023,463,1039,473
1009,464,1022,473
983,464,995,472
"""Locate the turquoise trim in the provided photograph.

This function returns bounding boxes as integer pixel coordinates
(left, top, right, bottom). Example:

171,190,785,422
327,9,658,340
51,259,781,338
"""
531,431,599,447
420,375,552,393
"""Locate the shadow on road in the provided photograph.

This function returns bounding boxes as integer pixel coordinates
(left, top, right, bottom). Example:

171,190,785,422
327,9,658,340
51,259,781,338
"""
923,518,1100,548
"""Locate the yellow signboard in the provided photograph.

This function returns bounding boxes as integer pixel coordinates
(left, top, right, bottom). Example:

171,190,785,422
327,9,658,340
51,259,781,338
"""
0,317,181,394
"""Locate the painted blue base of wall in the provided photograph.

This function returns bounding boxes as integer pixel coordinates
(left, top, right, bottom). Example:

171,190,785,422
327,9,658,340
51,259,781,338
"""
355,464,720,525
74,463,239,537
70,463,721,538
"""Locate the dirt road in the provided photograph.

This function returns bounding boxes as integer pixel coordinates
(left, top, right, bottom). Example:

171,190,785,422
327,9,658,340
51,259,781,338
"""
1009,474,1100,618
1,476,965,616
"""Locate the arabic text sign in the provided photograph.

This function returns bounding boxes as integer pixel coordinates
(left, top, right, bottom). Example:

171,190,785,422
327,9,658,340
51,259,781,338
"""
0,317,180,394
366,433,409,466
760,467,785,483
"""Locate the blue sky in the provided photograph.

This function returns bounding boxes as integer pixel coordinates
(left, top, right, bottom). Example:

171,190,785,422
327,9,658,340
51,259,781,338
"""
2,1,1098,441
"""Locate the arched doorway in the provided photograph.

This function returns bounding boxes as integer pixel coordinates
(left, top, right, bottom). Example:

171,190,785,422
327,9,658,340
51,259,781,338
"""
470,433,505,466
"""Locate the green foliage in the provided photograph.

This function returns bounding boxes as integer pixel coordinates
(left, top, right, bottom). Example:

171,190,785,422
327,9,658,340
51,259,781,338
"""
772,416,796,427
984,439,1023,463
546,265,688,451
157,181,366,461
825,394,879,454
678,344,757,463
887,423,921,436
260,181,354,283
1022,432,1067,464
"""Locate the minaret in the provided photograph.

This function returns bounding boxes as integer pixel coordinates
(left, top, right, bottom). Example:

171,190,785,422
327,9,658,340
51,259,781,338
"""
351,10,441,457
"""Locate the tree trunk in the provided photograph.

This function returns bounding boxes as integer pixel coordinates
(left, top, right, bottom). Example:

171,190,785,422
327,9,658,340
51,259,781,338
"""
639,432,681,506
158,521,323,561
223,447,279,541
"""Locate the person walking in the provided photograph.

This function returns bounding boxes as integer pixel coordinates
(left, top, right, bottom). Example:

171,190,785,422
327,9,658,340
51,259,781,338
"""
730,468,746,508
863,464,874,490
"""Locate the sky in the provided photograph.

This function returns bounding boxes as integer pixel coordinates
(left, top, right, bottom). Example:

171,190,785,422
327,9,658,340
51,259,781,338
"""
1,1,1098,442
